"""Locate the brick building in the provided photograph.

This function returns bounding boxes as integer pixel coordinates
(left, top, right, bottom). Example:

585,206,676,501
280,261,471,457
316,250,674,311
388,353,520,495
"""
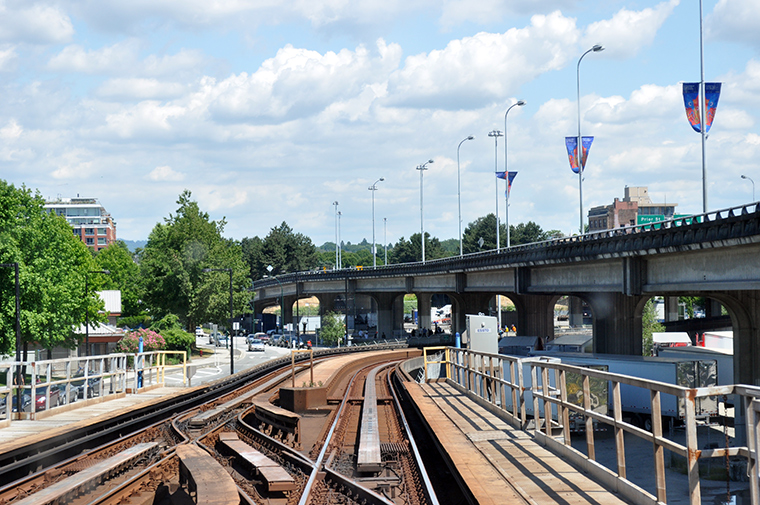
588,186,678,232
44,197,117,252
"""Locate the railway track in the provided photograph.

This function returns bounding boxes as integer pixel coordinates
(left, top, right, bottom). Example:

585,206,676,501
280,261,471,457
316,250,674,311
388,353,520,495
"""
0,346,440,505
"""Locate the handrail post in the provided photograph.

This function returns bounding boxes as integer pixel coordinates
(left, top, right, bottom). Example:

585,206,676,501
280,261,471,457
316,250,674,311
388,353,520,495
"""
651,390,667,502
685,390,702,505
583,375,595,460
612,381,626,479
559,369,570,445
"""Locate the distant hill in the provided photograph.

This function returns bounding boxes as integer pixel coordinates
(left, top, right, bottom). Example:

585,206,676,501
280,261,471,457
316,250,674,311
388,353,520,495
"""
121,239,147,252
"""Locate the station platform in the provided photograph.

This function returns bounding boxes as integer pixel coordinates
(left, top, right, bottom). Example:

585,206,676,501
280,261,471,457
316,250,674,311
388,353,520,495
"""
0,386,185,451
404,380,633,505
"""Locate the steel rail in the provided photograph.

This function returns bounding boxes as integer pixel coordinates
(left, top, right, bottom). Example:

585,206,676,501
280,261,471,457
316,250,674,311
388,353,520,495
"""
388,365,440,505
0,343,404,486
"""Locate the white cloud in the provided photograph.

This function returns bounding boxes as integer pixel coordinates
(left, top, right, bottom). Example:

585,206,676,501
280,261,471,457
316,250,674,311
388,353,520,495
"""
0,44,16,71
708,0,760,49
147,165,185,181
0,119,23,140
96,78,186,100
0,2,73,44
48,41,140,74
439,0,575,30
389,12,578,109
582,0,678,59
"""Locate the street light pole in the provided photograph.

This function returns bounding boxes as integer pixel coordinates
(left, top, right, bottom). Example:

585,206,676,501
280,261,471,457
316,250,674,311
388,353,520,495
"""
457,136,474,256
488,130,504,250
383,217,388,265
577,44,604,235
203,267,234,374
333,201,339,269
84,269,110,357
416,159,434,263
742,175,756,202
369,177,384,268
337,211,342,267
265,265,285,337
1,263,21,412
504,101,525,248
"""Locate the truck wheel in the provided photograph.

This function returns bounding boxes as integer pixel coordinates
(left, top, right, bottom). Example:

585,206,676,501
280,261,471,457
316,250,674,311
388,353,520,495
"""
643,416,653,432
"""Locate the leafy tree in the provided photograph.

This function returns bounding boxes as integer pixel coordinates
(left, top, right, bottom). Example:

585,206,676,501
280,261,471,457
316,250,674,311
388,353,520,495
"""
439,238,459,256
642,298,664,356
319,311,344,346
342,249,373,268
0,181,97,358
94,240,142,317
243,222,319,279
389,233,445,264
462,214,505,253
510,221,547,245
138,190,249,330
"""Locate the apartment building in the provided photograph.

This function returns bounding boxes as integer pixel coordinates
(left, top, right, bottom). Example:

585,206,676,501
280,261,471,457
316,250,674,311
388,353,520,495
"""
44,197,117,252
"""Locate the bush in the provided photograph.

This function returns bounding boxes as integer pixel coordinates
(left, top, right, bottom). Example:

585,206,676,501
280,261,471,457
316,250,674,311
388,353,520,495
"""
319,311,344,346
162,328,195,358
116,329,166,353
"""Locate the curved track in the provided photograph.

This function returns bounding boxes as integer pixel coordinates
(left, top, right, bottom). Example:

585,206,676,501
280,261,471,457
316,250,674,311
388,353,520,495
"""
0,346,440,505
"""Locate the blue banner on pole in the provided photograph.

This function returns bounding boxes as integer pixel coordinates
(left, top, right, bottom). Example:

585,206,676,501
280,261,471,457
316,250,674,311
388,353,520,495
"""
565,136,594,174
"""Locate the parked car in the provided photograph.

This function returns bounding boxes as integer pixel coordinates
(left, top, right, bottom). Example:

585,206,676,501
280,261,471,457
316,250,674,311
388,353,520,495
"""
31,385,61,411
250,332,269,344
0,391,31,412
215,335,229,347
72,371,102,399
247,338,265,352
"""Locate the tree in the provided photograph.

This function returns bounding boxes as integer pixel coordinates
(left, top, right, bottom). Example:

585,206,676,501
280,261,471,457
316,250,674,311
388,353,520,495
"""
462,214,505,253
642,298,664,356
150,314,195,358
0,180,96,357
94,240,142,317
319,311,344,346
389,233,445,264
243,222,319,279
510,221,547,245
138,191,249,330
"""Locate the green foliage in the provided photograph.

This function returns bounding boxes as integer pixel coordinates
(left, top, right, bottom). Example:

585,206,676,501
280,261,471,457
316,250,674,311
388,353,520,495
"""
94,240,142,317
243,222,319,279
116,329,166,353
161,328,195,357
679,296,704,319
319,311,344,346
510,221,548,245
389,233,445,264
642,298,664,356
138,191,250,330
0,181,98,357
118,314,152,329
149,313,183,332
462,214,505,253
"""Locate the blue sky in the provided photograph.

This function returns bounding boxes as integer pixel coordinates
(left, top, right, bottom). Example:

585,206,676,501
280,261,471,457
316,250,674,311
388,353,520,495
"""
1,0,759,247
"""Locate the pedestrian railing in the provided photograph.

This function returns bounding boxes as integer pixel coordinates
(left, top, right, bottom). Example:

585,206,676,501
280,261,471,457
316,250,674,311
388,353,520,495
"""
128,350,187,392
421,346,760,505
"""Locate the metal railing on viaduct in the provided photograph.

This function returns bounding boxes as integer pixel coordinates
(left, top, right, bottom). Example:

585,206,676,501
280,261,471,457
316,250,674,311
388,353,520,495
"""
253,201,760,384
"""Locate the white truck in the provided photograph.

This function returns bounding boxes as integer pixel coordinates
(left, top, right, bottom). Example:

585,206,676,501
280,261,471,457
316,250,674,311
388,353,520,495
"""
529,351,718,431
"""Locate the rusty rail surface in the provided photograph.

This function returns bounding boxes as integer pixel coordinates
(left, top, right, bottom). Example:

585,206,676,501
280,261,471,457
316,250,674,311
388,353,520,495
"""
422,346,760,505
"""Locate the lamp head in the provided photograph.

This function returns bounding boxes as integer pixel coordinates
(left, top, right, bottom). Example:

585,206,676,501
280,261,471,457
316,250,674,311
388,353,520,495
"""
517,100,526,106
379,177,385,182
592,44,604,52
428,159,434,164
741,175,748,180
467,136,474,140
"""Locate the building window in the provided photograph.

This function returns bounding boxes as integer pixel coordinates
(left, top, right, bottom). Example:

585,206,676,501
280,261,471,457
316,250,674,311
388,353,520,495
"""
98,237,107,245
97,227,107,235
73,228,81,235
85,228,95,235
86,238,94,245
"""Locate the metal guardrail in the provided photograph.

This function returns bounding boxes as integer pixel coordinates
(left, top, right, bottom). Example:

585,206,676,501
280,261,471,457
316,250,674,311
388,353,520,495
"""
421,346,760,505
253,201,760,291
0,351,188,423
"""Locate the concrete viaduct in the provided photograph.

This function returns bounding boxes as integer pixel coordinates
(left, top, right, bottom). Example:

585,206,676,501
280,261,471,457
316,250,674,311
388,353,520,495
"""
253,202,760,385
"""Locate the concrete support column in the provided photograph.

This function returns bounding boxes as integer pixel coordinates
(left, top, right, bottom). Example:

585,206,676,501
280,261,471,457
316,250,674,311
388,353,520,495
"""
392,295,405,338
723,290,760,386
282,295,295,331
706,297,723,318
416,293,432,333
375,293,400,339
568,296,584,328
588,292,644,355
514,294,555,342
664,296,680,321
449,294,492,342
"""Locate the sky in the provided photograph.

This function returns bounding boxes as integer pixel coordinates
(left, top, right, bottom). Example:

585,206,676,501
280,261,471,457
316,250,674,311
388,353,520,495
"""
1,0,759,248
